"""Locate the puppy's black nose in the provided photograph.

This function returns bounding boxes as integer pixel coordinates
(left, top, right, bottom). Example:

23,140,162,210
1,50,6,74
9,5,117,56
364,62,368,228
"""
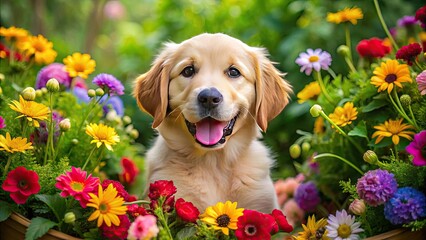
198,88,223,109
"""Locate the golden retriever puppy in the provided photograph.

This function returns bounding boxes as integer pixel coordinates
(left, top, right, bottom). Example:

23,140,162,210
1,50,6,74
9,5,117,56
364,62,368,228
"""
133,33,291,213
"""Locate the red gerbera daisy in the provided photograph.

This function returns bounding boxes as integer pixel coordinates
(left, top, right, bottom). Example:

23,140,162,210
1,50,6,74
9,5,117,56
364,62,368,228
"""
235,209,276,240
396,43,422,66
55,167,99,208
119,157,139,185
100,214,131,240
2,166,40,204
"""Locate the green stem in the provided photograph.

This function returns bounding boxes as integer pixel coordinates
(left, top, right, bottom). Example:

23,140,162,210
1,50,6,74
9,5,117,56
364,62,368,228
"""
124,200,151,205
44,93,55,165
314,153,364,175
373,0,399,50
319,111,347,136
408,105,419,129
345,24,353,63
91,147,105,174
2,155,13,178
388,90,418,130
345,56,358,73
315,71,335,105
155,201,173,239
82,146,98,170
77,96,103,133
53,132,63,161
326,68,337,79
394,144,399,161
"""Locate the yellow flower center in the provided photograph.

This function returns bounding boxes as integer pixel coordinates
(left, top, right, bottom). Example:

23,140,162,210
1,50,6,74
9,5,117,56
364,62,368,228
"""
337,224,351,238
217,214,230,227
309,56,319,62
70,181,84,192
385,74,397,83
33,40,46,52
74,63,86,72
99,202,109,214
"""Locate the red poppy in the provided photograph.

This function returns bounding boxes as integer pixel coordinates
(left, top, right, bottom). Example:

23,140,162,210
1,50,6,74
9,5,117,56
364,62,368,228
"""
356,38,391,58
270,209,293,233
100,214,130,240
101,179,130,201
175,198,200,223
148,180,177,200
235,209,276,240
396,43,422,66
119,157,139,185
2,166,40,204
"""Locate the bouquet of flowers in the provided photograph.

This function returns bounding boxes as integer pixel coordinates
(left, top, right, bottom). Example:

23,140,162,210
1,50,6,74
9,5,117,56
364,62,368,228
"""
276,2,426,239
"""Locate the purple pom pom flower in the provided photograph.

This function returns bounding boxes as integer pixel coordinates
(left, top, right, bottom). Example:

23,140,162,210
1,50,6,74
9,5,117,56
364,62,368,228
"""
92,73,124,96
384,187,426,225
294,181,321,211
397,15,418,27
406,130,426,166
356,169,397,206
36,63,72,89
295,48,332,76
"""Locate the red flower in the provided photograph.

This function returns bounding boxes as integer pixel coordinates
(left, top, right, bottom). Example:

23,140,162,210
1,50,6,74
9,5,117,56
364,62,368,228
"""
396,43,422,66
101,179,130,201
0,43,27,61
119,157,139,185
235,209,276,240
2,166,40,204
100,214,130,240
270,209,293,234
150,195,175,213
415,5,426,27
127,204,150,219
175,198,200,223
356,38,391,58
148,180,177,200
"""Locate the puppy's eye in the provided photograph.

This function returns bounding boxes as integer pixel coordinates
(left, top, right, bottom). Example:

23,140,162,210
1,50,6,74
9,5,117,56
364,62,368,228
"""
227,67,241,78
181,66,195,78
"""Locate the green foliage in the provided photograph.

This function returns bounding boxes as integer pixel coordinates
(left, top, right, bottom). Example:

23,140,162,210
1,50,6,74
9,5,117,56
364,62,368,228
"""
25,217,57,240
383,161,426,190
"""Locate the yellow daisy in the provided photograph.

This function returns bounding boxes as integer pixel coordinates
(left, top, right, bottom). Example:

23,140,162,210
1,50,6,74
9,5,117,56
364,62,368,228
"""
370,59,412,94
328,102,358,127
372,119,415,145
87,184,128,227
200,201,244,235
0,26,29,42
63,52,96,79
327,7,363,25
19,35,57,65
9,95,50,128
86,123,120,151
0,132,34,153
297,81,321,103
293,215,330,240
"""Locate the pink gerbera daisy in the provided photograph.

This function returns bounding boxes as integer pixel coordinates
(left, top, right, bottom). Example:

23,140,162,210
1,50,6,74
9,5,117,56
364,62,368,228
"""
55,167,99,208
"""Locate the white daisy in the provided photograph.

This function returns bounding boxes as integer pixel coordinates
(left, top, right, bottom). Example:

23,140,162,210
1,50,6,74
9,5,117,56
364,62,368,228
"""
295,48,332,75
326,209,364,240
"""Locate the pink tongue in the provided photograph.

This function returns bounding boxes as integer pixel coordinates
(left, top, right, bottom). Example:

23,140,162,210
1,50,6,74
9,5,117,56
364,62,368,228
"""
195,118,227,145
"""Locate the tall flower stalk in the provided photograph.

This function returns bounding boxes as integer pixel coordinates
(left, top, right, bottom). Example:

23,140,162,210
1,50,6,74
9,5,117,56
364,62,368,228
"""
373,0,399,50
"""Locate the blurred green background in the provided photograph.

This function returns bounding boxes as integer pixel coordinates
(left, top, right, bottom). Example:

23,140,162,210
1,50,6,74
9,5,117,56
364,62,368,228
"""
1,0,423,179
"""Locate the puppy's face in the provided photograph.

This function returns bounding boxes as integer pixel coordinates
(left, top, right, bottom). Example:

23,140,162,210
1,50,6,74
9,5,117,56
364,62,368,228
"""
134,33,291,149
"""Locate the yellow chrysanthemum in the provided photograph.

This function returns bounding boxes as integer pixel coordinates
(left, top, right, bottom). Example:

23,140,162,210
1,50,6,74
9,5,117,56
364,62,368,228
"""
9,95,50,128
370,59,412,94
328,102,358,127
0,132,34,153
19,35,57,65
314,116,325,134
87,184,128,227
0,26,29,42
297,81,321,103
372,119,415,145
86,123,120,151
63,52,96,79
200,201,244,235
327,7,363,25
293,215,330,240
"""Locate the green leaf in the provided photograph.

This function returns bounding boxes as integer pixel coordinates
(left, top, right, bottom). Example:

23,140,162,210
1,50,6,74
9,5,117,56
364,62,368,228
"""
176,226,197,240
25,217,57,240
348,121,368,138
35,194,67,222
362,99,388,113
0,201,12,222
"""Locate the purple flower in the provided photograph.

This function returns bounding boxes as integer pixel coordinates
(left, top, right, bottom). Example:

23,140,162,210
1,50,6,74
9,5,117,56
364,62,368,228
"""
295,48,332,76
0,116,5,129
416,70,426,95
384,187,426,225
356,169,398,206
73,86,91,103
36,63,72,89
397,15,418,27
101,96,124,117
294,181,320,211
32,111,63,144
406,130,426,166
92,73,124,96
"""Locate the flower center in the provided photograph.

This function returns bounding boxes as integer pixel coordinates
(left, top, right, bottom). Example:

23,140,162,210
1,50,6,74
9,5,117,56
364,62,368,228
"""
309,55,319,62
70,181,84,192
74,63,86,72
18,180,28,189
33,40,46,52
385,74,397,83
337,224,351,238
244,224,257,236
216,214,230,227
99,202,109,214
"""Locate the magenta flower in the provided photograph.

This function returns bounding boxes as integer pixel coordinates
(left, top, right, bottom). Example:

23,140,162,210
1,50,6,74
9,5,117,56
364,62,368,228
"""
416,70,426,95
2,166,40,204
36,63,72,89
397,15,418,27
0,116,6,129
356,169,397,206
295,48,332,75
92,73,124,96
406,130,426,166
127,215,159,240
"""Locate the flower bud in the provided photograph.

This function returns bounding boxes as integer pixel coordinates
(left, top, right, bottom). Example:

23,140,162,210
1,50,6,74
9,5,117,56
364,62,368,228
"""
41,87,48,94
349,199,366,215
301,142,311,153
59,118,71,132
130,129,139,139
71,138,79,145
0,87,2,95
337,45,350,57
21,87,36,101
64,212,76,224
363,150,378,165
400,94,411,107
289,144,301,159
95,88,105,96
87,89,96,98
123,115,132,125
0,73,5,82
46,78,60,92
35,89,43,98
310,104,323,117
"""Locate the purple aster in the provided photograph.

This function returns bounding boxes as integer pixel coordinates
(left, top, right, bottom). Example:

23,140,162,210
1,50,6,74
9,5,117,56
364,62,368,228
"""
406,130,426,166
73,86,91,103
356,169,398,206
92,73,124,96
295,48,332,76
100,95,124,117
294,181,321,211
36,63,72,89
0,116,5,129
416,70,426,95
397,15,418,27
384,187,426,225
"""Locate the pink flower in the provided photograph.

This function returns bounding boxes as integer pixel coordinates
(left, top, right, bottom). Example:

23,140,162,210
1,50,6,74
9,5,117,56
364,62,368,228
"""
55,167,99,208
127,215,159,240
2,166,40,204
295,48,332,75
274,174,305,207
0,116,6,129
416,70,426,95
282,198,305,227
406,130,426,166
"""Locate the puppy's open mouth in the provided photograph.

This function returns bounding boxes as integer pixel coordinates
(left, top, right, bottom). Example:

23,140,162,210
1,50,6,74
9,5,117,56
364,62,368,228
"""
185,116,237,147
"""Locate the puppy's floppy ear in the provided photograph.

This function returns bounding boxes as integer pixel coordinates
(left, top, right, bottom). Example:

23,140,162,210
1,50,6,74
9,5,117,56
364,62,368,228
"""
133,43,178,128
250,47,292,132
